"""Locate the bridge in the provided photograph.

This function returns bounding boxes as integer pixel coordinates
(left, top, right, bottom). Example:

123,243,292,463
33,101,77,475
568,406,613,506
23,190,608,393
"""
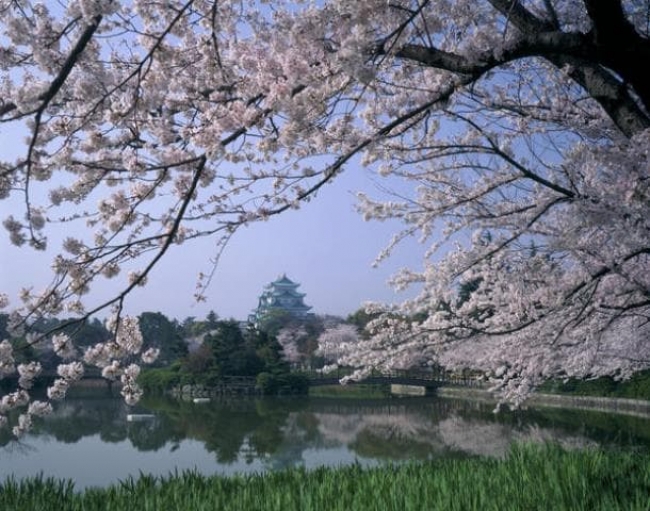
172,372,459,398
308,368,482,396
309,375,443,387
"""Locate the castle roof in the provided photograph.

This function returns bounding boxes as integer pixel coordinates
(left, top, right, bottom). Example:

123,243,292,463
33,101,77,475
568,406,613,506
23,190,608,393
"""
250,274,312,323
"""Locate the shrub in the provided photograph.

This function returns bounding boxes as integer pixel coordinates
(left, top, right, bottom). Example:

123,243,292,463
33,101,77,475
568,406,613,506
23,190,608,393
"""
256,372,309,395
137,365,182,393
541,370,650,400
256,372,276,395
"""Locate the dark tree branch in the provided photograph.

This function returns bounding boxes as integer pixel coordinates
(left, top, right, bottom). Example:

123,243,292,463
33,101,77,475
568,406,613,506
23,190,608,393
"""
541,0,560,29
389,27,650,137
583,0,634,42
487,0,555,32
554,54,650,137
582,0,650,113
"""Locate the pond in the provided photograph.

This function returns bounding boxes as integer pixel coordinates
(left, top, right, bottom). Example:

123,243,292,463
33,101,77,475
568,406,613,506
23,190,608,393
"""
2,390,650,489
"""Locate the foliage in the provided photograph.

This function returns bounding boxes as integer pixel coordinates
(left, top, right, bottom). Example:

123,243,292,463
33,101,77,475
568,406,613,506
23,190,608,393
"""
203,320,262,378
541,370,650,400
346,309,381,339
180,344,214,379
617,371,650,400
275,315,332,369
178,313,219,340
32,317,111,349
178,317,204,339
137,364,183,394
173,320,303,393
256,310,296,337
0,315,8,342
138,312,188,366
256,372,310,395
205,311,219,330
276,325,309,368
2,444,650,510
1,314,113,373
251,328,288,374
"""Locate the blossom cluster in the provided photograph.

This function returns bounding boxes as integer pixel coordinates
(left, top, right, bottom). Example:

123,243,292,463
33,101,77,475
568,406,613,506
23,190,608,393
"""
0,313,157,436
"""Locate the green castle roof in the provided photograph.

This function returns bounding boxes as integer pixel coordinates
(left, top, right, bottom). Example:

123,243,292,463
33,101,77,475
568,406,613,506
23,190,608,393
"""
250,274,312,323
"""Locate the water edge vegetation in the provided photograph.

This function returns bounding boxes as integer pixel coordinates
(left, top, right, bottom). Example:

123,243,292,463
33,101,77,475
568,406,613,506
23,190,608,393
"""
1,443,649,511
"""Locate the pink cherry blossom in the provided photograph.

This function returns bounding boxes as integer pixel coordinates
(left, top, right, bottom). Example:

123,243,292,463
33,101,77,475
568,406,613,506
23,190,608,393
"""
1,0,649,431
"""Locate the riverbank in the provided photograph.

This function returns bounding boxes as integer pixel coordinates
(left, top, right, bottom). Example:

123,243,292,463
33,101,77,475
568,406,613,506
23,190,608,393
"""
437,386,650,418
2,444,648,510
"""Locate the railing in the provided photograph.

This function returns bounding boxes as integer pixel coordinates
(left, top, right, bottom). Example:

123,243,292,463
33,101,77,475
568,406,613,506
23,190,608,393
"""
173,376,261,398
307,367,485,388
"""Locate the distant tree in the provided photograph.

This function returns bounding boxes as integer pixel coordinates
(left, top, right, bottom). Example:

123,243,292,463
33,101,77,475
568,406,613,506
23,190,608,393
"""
71,317,110,348
206,310,219,330
346,309,380,338
251,329,289,375
138,312,188,366
0,314,8,341
276,326,308,369
204,320,261,377
272,314,335,368
35,317,89,371
317,315,346,329
316,324,360,368
256,309,295,337
176,315,217,339
30,317,62,336
181,343,213,378
179,317,197,338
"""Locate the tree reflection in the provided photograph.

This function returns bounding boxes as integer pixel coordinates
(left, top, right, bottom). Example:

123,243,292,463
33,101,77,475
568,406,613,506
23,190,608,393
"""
5,393,650,470
189,399,309,463
35,399,128,444
126,421,166,452
351,430,449,461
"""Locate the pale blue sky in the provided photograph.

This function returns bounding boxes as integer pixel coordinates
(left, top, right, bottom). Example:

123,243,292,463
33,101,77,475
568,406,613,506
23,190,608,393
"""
0,120,424,321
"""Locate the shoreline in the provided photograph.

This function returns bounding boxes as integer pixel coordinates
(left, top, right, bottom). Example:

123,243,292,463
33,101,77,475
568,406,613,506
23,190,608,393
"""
436,386,650,418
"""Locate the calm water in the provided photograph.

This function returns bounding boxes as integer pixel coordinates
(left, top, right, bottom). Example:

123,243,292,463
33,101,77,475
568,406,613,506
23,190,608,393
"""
2,391,650,489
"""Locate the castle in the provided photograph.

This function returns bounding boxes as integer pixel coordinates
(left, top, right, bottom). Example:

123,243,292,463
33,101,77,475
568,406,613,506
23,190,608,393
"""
249,274,312,324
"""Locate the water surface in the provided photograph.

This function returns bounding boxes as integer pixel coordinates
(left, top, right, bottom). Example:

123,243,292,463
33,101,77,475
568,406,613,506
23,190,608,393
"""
1,393,649,489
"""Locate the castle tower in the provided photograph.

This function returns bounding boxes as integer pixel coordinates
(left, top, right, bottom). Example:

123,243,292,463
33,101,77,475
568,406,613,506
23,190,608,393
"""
250,274,312,324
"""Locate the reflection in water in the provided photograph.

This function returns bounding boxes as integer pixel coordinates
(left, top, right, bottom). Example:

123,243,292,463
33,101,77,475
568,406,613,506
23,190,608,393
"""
435,416,597,458
1,394,650,488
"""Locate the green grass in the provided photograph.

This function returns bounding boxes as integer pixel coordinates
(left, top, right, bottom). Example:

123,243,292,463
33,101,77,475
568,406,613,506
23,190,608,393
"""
2,444,650,510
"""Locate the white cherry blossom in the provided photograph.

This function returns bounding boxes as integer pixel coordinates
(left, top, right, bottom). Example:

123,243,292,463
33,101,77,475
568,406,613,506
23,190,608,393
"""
1,0,650,430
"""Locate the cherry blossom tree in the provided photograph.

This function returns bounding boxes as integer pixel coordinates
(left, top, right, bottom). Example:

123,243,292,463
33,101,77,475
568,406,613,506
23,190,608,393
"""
316,324,359,370
331,0,650,404
276,325,308,369
1,0,650,428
